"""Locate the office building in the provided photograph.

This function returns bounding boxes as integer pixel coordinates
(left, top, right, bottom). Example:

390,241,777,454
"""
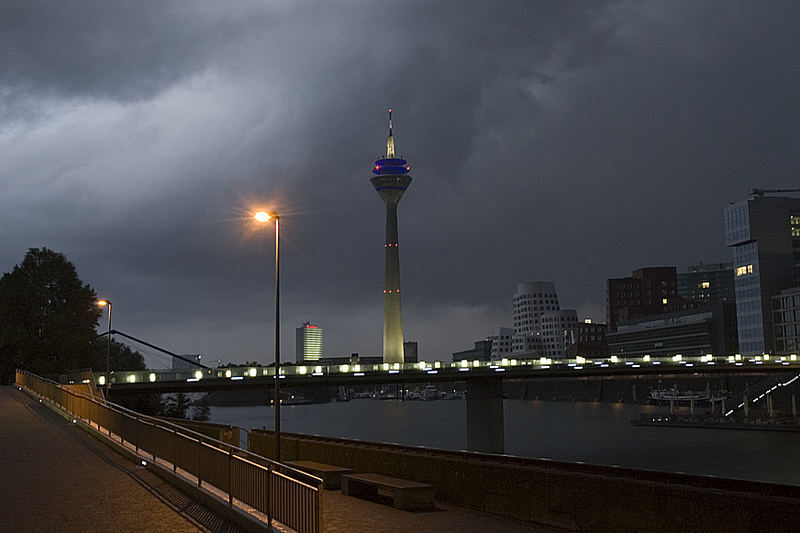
607,303,738,359
565,320,609,359
372,110,413,363
606,267,699,331
677,262,735,305
725,191,800,354
453,339,493,362
772,287,800,354
295,322,322,363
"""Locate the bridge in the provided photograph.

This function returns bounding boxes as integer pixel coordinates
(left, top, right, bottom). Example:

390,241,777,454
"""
93,352,800,454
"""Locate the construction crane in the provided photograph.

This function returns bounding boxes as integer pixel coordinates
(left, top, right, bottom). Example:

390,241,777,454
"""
749,188,800,197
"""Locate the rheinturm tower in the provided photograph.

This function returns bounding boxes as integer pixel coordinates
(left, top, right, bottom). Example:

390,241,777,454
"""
372,109,412,364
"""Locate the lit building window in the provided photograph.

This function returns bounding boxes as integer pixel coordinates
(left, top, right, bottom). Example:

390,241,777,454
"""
662,298,668,305
700,281,710,289
736,265,754,276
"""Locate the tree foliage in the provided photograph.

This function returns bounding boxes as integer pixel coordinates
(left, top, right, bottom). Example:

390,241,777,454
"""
0,248,143,383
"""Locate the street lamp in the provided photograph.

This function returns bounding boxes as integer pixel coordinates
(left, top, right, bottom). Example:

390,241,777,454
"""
254,210,281,461
97,299,112,400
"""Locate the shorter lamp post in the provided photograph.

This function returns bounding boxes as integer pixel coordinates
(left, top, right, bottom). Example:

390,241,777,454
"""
97,299,112,399
254,210,281,461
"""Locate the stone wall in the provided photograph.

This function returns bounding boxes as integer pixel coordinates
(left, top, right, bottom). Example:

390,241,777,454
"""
250,429,800,531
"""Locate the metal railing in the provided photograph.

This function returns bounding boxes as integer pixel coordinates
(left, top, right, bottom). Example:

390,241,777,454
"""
16,369,322,533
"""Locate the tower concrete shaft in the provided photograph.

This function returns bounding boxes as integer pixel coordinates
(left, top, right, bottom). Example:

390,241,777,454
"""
372,110,412,363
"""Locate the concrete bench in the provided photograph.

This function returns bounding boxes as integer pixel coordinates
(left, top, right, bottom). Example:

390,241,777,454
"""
341,473,435,511
285,460,353,490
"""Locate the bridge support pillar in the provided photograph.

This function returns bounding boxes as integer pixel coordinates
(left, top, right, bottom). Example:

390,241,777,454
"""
465,378,504,454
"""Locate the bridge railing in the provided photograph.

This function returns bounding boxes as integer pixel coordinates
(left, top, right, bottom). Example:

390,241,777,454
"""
15,369,322,533
97,352,800,388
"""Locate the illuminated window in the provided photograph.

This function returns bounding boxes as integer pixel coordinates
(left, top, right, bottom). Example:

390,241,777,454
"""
791,216,800,237
662,298,668,305
700,281,710,289
736,265,753,276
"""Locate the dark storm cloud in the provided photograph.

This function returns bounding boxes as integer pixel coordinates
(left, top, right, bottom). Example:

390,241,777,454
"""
1,1,799,362
0,0,261,102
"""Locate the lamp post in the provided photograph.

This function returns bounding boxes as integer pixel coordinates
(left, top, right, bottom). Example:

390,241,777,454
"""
97,299,112,400
254,211,281,461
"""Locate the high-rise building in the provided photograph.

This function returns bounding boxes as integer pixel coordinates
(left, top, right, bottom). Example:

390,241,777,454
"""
724,190,800,354
372,109,412,363
677,262,735,305
511,281,577,357
606,267,699,331
295,322,322,363
403,341,419,363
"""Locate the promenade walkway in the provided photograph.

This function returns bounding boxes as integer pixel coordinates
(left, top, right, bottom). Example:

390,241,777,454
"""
3,384,547,532
0,386,242,533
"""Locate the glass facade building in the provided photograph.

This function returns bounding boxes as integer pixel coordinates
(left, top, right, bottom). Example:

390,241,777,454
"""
724,195,800,354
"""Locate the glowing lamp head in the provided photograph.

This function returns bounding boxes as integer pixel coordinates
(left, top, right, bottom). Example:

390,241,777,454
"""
254,211,272,223
97,300,110,307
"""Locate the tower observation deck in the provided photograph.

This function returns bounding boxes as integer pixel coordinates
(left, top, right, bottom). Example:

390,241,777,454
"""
371,109,412,363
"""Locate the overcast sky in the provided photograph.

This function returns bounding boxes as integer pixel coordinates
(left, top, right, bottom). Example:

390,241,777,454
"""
2,1,799,367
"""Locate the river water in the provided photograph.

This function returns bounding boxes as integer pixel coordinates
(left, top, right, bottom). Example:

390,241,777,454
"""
207,399,800,486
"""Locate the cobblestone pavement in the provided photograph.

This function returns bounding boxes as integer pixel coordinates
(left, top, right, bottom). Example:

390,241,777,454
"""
0,385,222,533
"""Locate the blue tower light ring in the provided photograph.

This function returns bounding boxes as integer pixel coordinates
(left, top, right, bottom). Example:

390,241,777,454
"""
375,158,407,166
373,158,411,175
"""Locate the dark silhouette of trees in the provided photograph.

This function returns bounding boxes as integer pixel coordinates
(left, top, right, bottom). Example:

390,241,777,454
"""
0,248,144,383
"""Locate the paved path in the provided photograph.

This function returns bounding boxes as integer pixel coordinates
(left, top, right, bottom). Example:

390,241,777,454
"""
0,386,240,533
4,384,550,532
321,488,550,533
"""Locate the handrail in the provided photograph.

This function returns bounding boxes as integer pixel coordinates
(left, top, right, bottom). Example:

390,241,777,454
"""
15,369,321,533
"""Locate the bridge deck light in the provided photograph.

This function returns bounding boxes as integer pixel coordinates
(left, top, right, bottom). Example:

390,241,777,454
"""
434,361,441,369
248,368,257,377
610,356,619,363
127,375,136,383
340,364,349,373
225,369,232,378
149,373,156,382
735,353,742,361
194,370,203,380
792,354,798,361
393,363,400,370
576,356,586,364
98,375,106,386
643,355,651,362
472,360,480,368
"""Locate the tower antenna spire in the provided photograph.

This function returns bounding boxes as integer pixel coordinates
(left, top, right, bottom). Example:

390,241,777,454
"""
386,108,395,158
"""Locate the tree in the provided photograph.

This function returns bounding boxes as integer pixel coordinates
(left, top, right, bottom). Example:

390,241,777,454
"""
0,248,101,382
